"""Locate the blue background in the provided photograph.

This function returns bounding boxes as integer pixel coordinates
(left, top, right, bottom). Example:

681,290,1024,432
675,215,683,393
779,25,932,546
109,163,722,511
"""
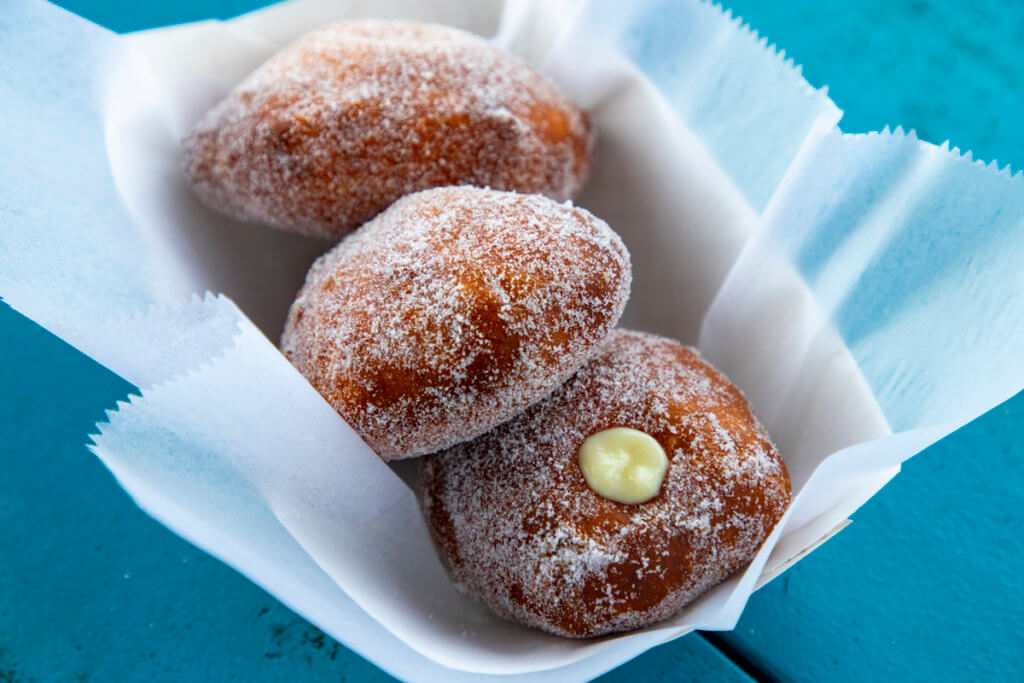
2,1,1022,680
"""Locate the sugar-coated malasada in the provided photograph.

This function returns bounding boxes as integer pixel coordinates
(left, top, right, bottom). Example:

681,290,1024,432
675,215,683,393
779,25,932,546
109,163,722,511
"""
281,186,631,460
420,330,792,637
184,21,593,237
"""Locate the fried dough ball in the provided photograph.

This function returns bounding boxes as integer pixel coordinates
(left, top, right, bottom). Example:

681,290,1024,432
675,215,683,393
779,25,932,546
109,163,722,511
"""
281,186,630,459
183,20,593,237
419,330,792,637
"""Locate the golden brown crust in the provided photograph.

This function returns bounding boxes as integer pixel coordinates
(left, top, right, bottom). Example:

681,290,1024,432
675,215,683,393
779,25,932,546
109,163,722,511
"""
280,186,631,460
183,21,593,237
419,330,792,637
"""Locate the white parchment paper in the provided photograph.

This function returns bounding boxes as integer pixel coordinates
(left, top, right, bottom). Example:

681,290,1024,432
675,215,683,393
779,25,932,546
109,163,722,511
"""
2,0,1023,679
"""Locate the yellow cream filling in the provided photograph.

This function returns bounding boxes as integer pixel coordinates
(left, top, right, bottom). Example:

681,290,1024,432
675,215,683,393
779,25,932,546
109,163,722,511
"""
578,428,668,504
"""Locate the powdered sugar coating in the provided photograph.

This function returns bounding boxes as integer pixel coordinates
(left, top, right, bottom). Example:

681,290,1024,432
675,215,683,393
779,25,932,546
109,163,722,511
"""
183,20,593,237
281,186,631,460
419,330,791,638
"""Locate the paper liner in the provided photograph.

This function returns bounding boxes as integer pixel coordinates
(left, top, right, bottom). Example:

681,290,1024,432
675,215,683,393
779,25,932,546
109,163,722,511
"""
3,0,1023,678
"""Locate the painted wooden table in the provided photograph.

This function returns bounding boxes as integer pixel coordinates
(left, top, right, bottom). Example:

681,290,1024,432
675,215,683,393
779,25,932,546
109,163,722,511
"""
2,1,1021,680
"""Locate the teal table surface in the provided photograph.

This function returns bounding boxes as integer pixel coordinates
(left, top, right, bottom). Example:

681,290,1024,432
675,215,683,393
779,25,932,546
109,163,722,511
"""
2,1,1022,681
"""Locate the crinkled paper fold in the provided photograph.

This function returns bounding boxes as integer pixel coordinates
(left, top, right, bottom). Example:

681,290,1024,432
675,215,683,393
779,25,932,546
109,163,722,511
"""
1,0,1022,679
